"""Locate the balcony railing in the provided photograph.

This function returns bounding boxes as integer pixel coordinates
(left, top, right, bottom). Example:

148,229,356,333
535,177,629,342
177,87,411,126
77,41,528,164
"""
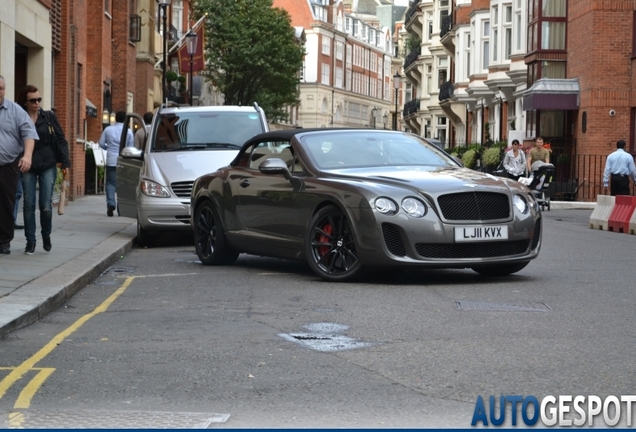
403,99,419,117
405,1,420,26
440,14,453,39
439,81,454,101
403,48,420,70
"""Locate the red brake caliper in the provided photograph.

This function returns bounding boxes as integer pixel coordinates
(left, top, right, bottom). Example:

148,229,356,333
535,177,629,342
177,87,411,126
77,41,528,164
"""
318,223,333,258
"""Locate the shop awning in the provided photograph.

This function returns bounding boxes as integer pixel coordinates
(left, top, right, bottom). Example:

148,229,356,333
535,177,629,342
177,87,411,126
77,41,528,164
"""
86,98,98,118
523,78,579,111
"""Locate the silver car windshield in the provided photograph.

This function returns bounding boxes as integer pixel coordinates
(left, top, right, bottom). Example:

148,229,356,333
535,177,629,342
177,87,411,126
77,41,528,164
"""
302,131,457,169
152,111,263,152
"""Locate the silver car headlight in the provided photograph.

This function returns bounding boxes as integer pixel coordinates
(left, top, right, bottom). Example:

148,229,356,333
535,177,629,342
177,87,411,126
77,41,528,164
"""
513,194,529,214
402,197,426,218
374,197,398,215
140,179,171,198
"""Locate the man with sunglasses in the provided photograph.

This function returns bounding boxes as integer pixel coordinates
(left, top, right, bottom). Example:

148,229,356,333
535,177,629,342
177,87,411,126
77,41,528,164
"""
0,76,38,254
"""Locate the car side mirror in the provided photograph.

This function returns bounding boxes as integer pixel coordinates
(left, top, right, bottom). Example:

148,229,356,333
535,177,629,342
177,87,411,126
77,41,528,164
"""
121,146,143,160
259,158,303,189
259,158,291,178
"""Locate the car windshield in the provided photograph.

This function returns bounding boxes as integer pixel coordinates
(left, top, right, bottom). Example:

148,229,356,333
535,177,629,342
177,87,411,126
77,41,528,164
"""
302,131,457,169
152,111,263,152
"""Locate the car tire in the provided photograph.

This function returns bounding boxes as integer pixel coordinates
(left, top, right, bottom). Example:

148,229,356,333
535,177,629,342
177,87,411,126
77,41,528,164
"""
193,200,238,266
471,261,529,277
305,205,362,282
137,219,154,248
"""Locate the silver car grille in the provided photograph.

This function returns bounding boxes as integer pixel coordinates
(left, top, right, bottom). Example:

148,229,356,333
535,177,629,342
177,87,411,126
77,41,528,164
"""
171,181,193,198
437,192,510,221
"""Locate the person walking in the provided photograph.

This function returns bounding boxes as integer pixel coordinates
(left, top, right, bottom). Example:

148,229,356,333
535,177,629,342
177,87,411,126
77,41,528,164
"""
502,139,526,180
134,111,153,150
0,75,37,254
603,139,636,196
17,85,71,254
526,136,550,173
98,111,133,216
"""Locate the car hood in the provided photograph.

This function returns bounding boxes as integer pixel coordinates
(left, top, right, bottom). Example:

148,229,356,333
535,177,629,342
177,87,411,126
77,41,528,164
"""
323,166,523,194
145,150,238,185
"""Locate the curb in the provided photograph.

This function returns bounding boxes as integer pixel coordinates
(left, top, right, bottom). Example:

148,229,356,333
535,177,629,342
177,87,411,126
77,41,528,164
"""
0,223,136,339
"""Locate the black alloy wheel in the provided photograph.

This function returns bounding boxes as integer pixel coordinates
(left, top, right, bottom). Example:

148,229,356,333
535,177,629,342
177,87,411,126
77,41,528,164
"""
193,201,238,266
306,205,362,282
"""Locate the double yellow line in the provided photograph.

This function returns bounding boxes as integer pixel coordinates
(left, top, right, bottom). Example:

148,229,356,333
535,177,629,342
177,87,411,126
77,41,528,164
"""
0,276,135,411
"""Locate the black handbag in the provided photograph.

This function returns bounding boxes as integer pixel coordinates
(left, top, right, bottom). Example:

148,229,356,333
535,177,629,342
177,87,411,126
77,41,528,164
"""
43,110,63,163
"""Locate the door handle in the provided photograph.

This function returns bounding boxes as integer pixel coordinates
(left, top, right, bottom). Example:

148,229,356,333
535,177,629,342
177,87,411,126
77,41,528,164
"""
240,179,250,188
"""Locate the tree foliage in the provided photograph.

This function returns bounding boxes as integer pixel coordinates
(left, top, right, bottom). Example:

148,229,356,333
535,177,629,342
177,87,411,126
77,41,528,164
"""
194,0,305,121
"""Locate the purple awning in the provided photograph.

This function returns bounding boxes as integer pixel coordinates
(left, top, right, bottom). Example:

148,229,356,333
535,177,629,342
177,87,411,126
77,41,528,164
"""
523,78,580,111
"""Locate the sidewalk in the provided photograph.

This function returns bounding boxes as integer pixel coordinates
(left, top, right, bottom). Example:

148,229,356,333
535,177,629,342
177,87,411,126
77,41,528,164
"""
0,197,595,339
0,195,136,338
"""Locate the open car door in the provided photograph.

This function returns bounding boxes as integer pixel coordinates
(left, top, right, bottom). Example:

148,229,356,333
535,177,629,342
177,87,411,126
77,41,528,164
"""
116,113,146,219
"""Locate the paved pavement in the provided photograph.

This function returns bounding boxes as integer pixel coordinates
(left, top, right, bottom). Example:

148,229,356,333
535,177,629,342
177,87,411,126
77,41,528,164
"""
0,195,136,338
0,196,595,339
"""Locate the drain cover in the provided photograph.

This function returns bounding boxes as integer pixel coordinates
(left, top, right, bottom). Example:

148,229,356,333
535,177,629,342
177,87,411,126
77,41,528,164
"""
102,266,135,276
456,301,550,312
279,322,372,352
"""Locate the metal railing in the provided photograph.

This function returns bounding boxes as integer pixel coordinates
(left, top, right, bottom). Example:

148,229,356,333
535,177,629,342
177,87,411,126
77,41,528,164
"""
440,14,453,39
405,1,420,26
403,99,419,117
403,48,420,70
439,81,454,101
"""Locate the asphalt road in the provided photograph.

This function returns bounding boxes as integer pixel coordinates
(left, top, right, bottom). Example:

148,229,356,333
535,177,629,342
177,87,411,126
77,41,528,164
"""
1,209,635,428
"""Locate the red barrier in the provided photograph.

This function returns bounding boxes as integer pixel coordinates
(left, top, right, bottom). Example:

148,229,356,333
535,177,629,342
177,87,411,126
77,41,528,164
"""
608,195,636,233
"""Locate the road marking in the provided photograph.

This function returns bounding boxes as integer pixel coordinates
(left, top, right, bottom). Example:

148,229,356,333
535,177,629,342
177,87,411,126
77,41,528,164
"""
0,272,192,412
0,276,135,407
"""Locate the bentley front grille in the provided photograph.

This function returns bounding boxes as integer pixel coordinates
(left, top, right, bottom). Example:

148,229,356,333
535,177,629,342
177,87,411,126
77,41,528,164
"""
437,192,510,221
171,181,194,198
415,240,530,259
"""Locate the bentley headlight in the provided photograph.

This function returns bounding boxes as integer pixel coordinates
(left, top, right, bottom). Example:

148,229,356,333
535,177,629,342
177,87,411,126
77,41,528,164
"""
140,180,171,198
513,194,529,214
402,197,426,218
374,197,398,214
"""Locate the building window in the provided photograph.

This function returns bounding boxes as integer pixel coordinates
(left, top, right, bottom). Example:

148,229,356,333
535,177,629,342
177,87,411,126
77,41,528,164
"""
172,0,183,34
321,64,330,85
353,20,359,37
426,65,432,96
427,13,433,40
482,20,490,70
541,21,566,50
438,56,448,91
336,42,344,60
335,67,343,88
465,32,471,79
322,36,331,55
345,17,351,33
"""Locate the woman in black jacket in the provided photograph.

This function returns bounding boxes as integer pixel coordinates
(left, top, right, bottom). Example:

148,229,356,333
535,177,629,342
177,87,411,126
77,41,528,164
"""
17,85,71,255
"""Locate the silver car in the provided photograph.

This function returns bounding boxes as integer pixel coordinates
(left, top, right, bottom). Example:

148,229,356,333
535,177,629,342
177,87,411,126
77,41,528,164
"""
117,104,269,246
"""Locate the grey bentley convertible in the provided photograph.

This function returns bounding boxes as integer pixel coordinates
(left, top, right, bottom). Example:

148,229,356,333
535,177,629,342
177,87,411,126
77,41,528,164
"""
190,129,542,282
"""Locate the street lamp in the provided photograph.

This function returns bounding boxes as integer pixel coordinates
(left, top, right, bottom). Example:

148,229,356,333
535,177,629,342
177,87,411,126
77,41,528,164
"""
158,0,172,103
185,30,198,106
383,113,388,129
393,72,401,131
371,107,378,129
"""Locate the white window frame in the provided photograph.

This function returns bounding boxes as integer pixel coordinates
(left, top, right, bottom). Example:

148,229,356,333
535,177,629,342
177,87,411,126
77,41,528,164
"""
321,63,330,85
335,67,343,88
482,20,490,70
336,42,344,61
322,36,331,56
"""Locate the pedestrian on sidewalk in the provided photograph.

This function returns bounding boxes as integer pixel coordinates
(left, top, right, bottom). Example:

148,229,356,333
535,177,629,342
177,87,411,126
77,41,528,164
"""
17,84,71,254
603,139,636,196
0,75,37,255
503,139,526,181
98,111,133,217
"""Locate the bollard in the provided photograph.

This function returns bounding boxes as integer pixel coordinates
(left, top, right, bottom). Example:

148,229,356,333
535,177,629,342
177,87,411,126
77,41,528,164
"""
589,195,615,230
607,195,636,233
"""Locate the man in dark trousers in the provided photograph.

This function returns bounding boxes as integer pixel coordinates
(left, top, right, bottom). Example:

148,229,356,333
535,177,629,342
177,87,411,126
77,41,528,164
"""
603,140,636,196
0,75,37,254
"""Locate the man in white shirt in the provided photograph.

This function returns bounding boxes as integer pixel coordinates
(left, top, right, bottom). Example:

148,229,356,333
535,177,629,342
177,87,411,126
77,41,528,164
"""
603,140,636,196
98,111,134,216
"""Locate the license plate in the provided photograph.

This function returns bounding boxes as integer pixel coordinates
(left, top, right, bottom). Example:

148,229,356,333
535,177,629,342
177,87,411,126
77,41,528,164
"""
455,225,508,242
